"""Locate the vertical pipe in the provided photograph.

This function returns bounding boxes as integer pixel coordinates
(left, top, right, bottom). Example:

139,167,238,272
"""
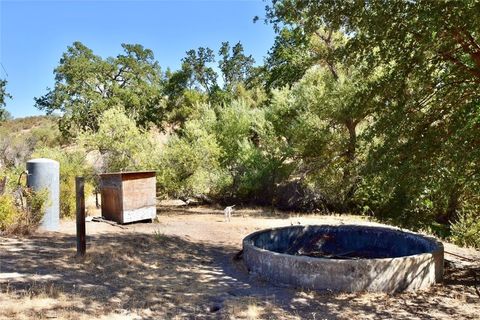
76,177,86,256
26,159,60,231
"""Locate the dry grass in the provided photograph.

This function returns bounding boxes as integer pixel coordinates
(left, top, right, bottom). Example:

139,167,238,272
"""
1,212,480,319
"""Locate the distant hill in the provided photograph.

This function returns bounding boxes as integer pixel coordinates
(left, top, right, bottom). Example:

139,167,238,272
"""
0,115,62,168
0,115,59,133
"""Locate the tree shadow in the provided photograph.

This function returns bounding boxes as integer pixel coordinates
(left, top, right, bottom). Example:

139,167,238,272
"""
1,232,479,319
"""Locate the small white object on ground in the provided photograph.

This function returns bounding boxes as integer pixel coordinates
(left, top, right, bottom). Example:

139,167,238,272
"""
224,205,235,222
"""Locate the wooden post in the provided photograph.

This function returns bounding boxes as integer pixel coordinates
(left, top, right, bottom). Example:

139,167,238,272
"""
76,177,86,256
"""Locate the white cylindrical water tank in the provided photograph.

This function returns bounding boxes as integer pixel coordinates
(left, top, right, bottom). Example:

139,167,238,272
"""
26,158,60,231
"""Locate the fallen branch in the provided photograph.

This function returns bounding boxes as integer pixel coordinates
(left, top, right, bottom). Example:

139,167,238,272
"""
90,216,127,229
444,250,477,262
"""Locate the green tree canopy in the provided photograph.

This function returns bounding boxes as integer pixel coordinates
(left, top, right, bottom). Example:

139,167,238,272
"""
181,47,218,95
35,42,165,136
266,0,480,226
218,41,255,91
78,106,160,172
264,27,312,89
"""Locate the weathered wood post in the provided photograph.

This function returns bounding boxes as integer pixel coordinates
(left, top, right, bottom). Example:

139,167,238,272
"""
76,177,86,256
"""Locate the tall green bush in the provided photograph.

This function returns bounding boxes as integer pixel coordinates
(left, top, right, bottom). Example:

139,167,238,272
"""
450,197,480,248
157,104,229,197
8,188,49,235
0,169,48,235
78,106,161,172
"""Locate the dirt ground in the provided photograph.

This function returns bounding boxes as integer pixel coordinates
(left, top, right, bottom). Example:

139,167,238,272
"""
1,205,480,319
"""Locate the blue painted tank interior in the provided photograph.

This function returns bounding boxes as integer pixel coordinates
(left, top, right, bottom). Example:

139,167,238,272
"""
248,225,439,259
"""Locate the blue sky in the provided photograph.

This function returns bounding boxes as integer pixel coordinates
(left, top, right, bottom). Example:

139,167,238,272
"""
0,0,275,118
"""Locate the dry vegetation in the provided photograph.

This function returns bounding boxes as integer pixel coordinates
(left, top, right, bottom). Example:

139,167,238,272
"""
1,208,480,319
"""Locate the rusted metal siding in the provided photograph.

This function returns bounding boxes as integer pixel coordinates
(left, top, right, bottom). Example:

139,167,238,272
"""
99,174,123,223
100,171,156,224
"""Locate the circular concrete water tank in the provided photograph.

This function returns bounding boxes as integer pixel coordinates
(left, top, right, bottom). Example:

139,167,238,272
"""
243,225,444,293
27,158,60,231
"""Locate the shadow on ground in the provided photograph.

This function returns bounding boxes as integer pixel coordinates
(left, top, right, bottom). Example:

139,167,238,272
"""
1,232,479,319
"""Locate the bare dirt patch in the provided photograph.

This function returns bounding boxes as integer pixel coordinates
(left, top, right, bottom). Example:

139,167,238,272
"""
1,206,479,319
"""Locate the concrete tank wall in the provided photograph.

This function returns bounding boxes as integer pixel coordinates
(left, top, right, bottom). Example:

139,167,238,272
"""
243,225,444,293
27,158,60,231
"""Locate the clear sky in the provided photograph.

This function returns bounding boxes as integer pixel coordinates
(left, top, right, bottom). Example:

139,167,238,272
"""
0,0,275,118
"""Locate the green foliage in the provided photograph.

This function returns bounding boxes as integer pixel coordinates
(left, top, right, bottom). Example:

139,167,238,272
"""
79,106,160,173
0,175,48,235
263,65,372,210
18,2,479,247
35,42,165,137
164,42,258,128
17,188,49,234
0,110,12,122
0,194,19,230
0,78,12,121
182,47,218,95
215,99,274,200
218,41,255,91
264,28,313,89
264,0,480,237
157,104,228,197
158,98,294,204
451,209,480,248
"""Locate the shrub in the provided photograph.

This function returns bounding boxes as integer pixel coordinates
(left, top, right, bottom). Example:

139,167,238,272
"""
157,105,229,197
157,100,293,203
78,106,161,173
8,188,48,235
450,209,480,248
0,194,19,230
0,188,48,235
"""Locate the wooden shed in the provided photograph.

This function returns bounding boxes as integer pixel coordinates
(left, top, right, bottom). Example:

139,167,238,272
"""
99,171,156,224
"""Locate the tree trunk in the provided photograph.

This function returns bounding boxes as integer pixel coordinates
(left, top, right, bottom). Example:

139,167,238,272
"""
445,186,461,223
345,119,357,164
342,119,358,208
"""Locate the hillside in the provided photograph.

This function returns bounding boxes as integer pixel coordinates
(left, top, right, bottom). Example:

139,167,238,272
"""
0,116,61,169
